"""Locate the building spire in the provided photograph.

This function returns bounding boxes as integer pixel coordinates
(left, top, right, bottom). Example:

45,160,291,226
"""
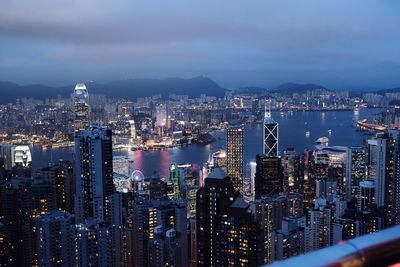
265,99,271,119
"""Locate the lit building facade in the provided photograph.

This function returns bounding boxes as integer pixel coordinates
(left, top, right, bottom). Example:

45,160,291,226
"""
226,126,244,194
73,83,90,135
74,126,114,224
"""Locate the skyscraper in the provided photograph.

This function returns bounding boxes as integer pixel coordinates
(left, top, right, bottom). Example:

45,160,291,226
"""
263,100,278,157
368,130,400,226
74,126,114,224
346,147,366,201
283,148,304,193
73,83,90,135
255,154,283,198
196,168,237,266
226,126,244,194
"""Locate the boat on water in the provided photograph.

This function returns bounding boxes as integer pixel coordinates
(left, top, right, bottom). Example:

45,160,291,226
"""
305,131,310,137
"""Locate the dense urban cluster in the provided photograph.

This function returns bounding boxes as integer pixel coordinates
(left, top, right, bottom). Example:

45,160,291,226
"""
1,83,396,150
0,83,400,266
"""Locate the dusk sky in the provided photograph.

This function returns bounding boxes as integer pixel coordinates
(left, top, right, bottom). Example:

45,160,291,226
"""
1,0,400,89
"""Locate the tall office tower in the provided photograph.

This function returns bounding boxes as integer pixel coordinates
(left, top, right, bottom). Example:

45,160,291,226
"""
73,83,90,135
74,126,114,224
346,147,366,201
263,100,278,156
222,197,259,266
226,126,244,194
35,210,74,267
196,168,237,266
358,180,375,211
368,130,400,226
72,220,111,266
275,217,306,261
283,148,304,193
332,218,357,244
308,198,332,251
255,154,282,198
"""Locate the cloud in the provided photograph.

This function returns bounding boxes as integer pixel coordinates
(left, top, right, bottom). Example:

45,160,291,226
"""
0,0,400,87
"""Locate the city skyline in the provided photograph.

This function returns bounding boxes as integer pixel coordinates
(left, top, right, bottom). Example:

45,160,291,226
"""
2,1,400,266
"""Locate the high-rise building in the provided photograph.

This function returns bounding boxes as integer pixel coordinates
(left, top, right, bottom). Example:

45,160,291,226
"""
346,147,366,201
129,119,137,141
250,198,275,264
196,168,238,266
368,130,400,226
255,154,282,198
224,198,259,266
35,210,74,267
226,126,244,194
72,220,111,266
332,218,357,244
263,100,278,156
74,126,114,224
1,176,56,266
37,160,75,213
155,103,168,136
244,161,257,201
307,198,332,251
283,148,303,193
73,83,90,135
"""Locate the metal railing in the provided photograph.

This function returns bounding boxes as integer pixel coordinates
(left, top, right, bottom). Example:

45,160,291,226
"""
268,225,400,267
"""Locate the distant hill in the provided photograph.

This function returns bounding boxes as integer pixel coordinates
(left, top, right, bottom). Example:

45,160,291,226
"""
0,76,227,103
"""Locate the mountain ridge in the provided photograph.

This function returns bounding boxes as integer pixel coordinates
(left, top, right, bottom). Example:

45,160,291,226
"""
0,76,227,103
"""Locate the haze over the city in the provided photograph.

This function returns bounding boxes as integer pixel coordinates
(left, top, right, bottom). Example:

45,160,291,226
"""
1,0,400,89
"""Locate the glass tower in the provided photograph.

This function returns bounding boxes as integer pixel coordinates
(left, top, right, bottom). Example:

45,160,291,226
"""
263,100,278,156
73,83,90,136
